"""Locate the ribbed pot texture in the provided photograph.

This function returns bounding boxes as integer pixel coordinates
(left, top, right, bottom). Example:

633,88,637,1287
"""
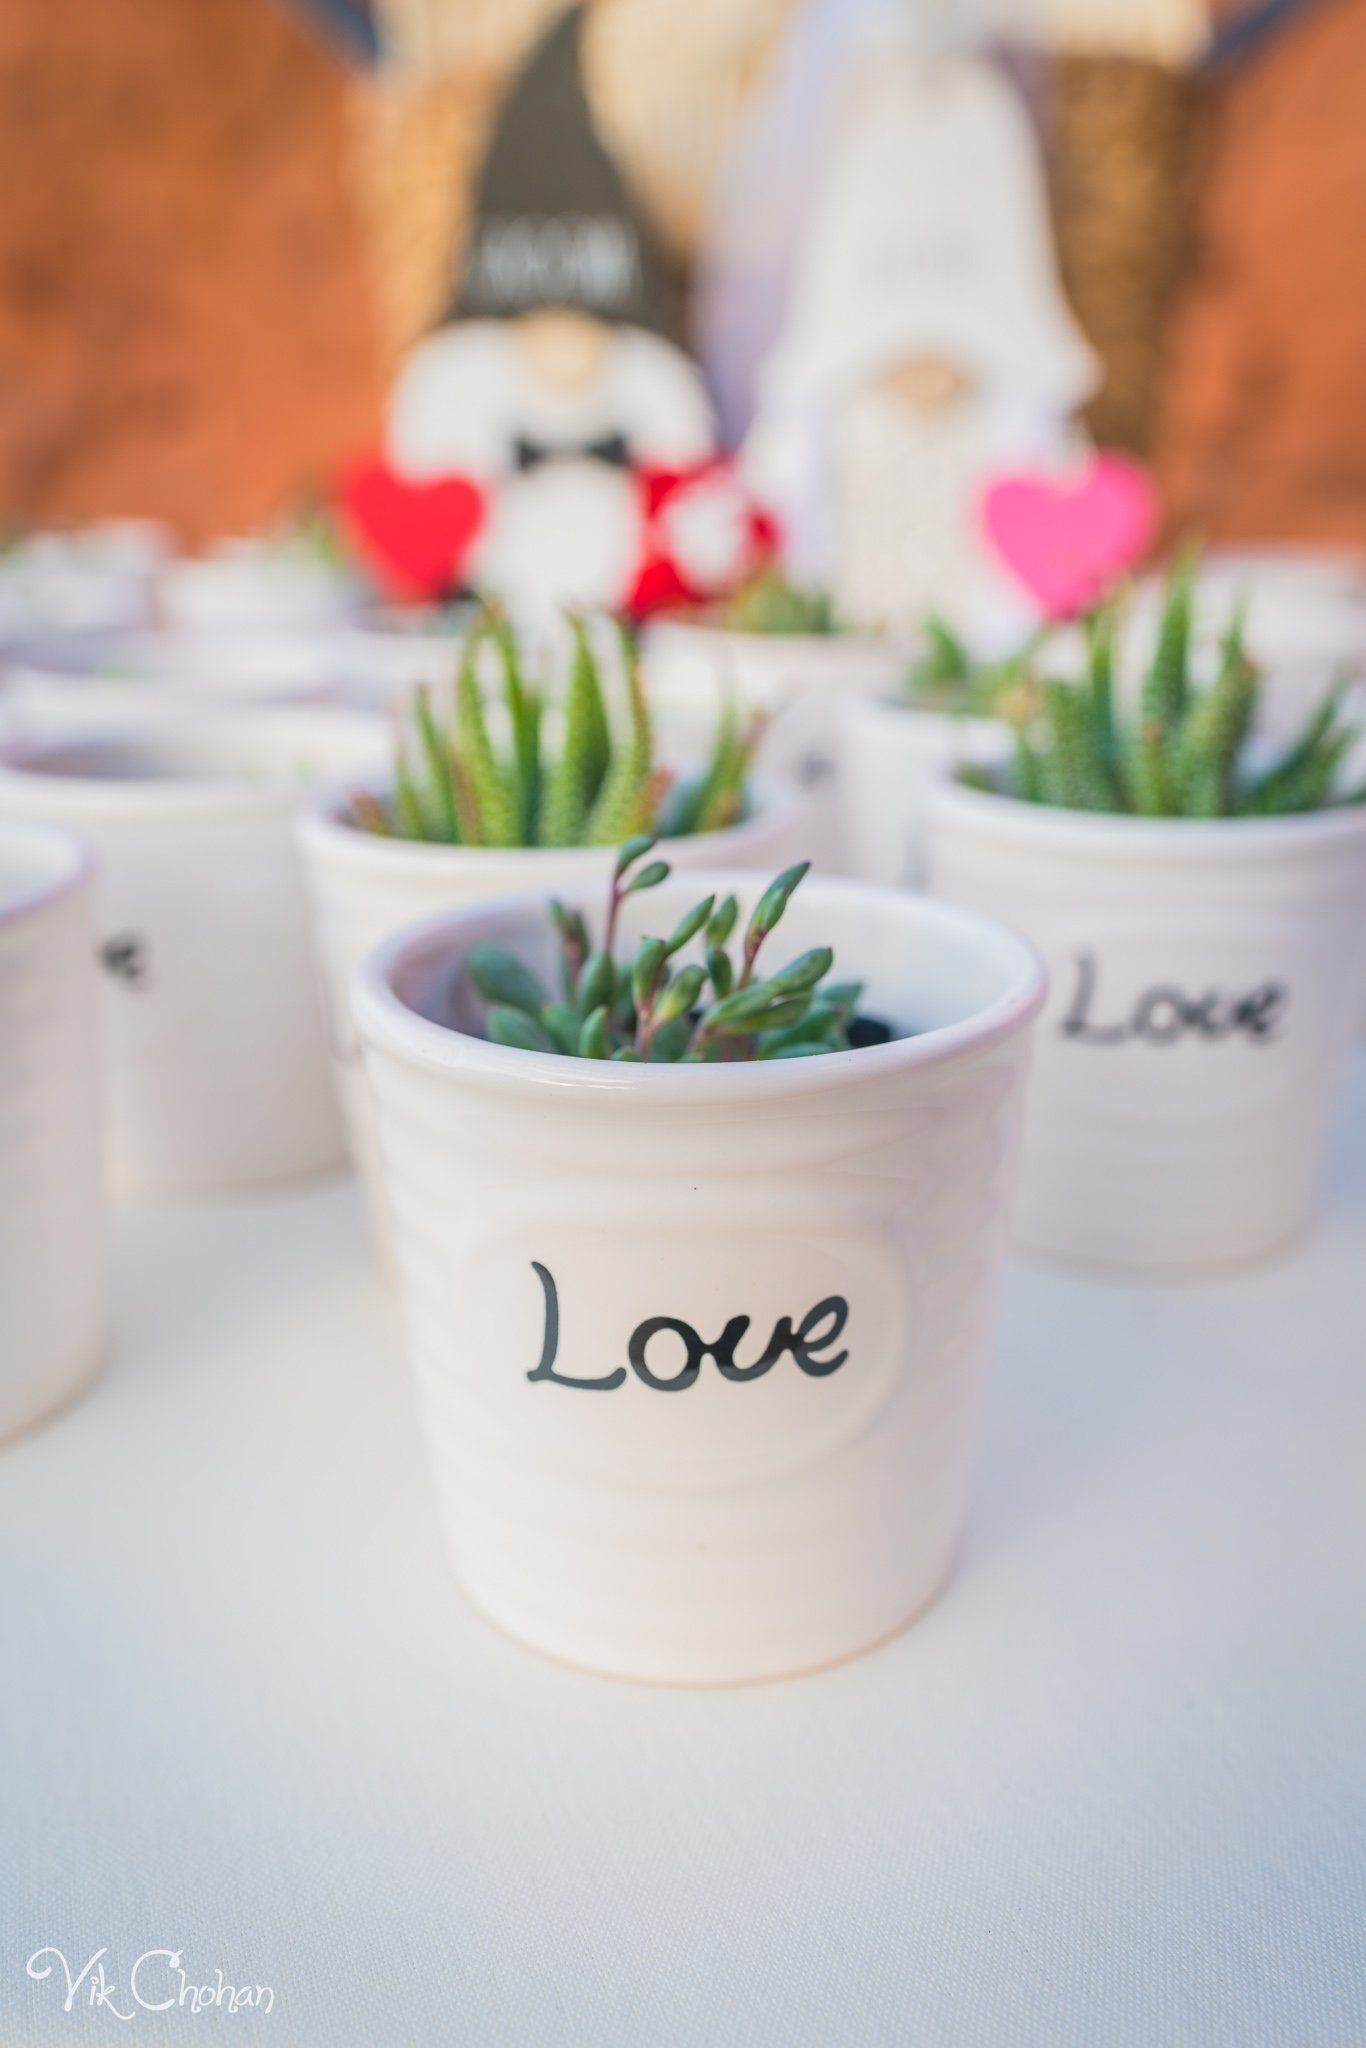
0,823,104,1438
930,780,1366,1272
353,871,1043,1684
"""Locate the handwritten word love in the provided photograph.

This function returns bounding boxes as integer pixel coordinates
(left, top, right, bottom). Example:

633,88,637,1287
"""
527,1261,850,1392
1060,952,1287,1047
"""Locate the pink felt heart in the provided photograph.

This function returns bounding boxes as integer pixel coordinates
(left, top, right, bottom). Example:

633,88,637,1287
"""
336,457,484,603
979,455,1158,619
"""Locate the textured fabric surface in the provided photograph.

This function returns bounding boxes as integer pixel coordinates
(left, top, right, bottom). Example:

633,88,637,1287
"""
3,1060,1365,2044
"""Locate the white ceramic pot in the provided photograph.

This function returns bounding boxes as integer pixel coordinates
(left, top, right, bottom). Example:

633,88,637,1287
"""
0,706,388,1199
0,629,346,737
929,781,1366,1273
353,870,1043,1684
0,528,161,642
157,552,361,634
298,777,813,1251
330,612,472,711
640,621,907,871
0,823,104,1438
841,696,1011,890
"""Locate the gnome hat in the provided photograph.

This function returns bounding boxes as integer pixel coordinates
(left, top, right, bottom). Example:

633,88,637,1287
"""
451,4,678,344
758,55,1099,416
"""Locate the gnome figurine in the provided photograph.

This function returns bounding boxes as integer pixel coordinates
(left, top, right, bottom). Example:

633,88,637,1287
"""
744,53,1100,647
344,5,768,629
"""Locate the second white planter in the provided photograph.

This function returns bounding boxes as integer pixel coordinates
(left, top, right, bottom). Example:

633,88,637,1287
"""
930,780,1366,1272
0,706,388,1199
841,695,1010,889
640,621,907,870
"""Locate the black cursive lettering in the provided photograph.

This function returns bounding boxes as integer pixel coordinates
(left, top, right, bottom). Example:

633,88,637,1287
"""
525,1264,851,1392
1059,952,1289,1048
526,1261,626,1390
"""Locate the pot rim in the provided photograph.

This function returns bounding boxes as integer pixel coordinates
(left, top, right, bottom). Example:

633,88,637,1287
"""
0,704,387,818
850,693,1010,733
930,772,1366,861
297,772,808,878
353,870,1045,1103
0,819,94,928
644,617,910,668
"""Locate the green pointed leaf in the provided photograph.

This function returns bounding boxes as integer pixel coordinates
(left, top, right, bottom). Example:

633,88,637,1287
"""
745,862,809,951
624,859,670,894
767,945,834,995
413,685,460,842
456,624,519,847
578,1006,611,1059
706,894,738,945
541,1002,581,1056
466,942,548,1018
653,961,706,1029
630,936,667,1012
614,833,656,878
663,895,714,957
577,948,615,1017
486,1005,554,1053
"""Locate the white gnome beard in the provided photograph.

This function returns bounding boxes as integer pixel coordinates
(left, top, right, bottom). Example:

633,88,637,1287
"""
833,383,1048,646
472,460,642,627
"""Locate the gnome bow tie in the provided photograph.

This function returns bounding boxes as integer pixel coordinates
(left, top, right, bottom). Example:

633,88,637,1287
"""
512,431,632,472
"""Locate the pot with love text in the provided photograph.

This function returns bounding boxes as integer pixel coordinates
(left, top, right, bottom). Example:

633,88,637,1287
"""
352,869,1043,1685
928,781,1366,1272
0,705,388,1199
0,822,104,1439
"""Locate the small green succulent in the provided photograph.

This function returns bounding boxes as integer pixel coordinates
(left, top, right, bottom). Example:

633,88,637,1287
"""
904,616,1047,719
349,610,757,847
720,568,837,637
983,555,1366,817
467,838,863,1063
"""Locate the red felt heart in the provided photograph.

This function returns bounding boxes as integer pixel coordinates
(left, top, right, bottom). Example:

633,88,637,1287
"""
979,455,1158,619
336,457,484,603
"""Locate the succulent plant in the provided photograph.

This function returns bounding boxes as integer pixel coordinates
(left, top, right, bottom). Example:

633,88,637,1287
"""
985,556,1366,817
349,610,758,847
903,615,1047,719
720,568,837,637
467,838,863,1063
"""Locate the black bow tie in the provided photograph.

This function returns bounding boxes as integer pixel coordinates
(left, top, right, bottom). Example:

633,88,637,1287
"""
513,432,632,473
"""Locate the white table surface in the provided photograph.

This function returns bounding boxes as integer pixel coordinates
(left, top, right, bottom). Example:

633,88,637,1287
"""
5,1060,1365,2048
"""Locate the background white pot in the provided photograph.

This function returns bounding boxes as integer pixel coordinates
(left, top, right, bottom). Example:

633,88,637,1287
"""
353,872,1043,1685
298,776,813,1251
640,621,907,870
0,706,387,1199
841,696,1011,889
0,823,104,1438
157,549,363,634
329,611,473,712
0,629,347,737
930,782,1366,1273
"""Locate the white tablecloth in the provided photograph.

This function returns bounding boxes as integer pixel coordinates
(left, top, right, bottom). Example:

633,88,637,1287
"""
5,1062,1365,2046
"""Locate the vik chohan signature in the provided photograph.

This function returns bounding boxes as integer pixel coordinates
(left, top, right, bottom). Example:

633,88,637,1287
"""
27,1946,274,2021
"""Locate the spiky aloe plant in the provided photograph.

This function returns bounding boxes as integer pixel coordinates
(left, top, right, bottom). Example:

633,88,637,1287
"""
349,611,758,847
466,838,863,1063
721,568,836,637
990,558,1366,817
